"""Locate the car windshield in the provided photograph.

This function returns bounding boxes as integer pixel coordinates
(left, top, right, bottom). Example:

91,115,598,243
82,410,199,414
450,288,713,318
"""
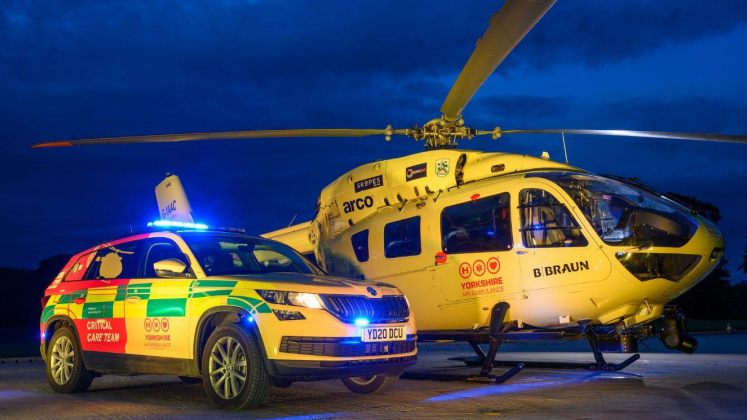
527,172,698,248
183,234,321,276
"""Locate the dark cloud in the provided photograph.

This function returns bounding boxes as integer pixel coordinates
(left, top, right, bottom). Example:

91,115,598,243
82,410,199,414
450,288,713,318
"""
0,0,746,280
513,0,747,70
600,97,747,133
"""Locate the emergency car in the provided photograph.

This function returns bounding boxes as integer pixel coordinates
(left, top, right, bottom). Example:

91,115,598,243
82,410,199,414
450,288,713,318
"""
40,224,417,410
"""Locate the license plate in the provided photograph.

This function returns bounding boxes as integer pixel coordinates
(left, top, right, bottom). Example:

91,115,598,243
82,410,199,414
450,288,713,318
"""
361,326,407,342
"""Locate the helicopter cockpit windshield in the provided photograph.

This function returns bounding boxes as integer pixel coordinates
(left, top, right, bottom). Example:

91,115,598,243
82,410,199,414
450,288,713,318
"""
527,172,698,248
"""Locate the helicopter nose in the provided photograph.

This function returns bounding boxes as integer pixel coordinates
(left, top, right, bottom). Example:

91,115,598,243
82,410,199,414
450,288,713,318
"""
678,219,725,292
699,218,725,262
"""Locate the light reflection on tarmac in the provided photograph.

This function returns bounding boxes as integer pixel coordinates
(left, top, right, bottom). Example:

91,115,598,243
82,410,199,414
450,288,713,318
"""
1,334,746,419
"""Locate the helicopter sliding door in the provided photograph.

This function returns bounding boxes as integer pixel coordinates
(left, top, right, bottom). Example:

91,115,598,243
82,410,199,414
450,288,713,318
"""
433,189,525,328
515,184,611,294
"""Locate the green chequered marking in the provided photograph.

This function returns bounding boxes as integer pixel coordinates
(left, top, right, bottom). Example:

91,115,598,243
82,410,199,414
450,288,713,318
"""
255,302,272,314
41,305,56,323
194,280,238,289
147,298,187,317
192,289,232,298
227,296,272,314
115,285,127,301
71,290,88,300
226,297,252,312
57,294,71,304
127,283,152,300
82,302,113,319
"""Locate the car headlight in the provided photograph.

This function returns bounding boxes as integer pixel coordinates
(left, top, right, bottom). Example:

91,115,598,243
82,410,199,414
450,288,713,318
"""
257,290,325,309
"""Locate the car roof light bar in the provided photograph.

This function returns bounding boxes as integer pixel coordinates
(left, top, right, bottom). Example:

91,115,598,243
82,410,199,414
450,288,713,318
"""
146,220,246,233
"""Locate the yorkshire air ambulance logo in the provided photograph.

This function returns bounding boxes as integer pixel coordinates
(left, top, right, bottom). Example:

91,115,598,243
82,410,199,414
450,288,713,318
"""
435,159,450,178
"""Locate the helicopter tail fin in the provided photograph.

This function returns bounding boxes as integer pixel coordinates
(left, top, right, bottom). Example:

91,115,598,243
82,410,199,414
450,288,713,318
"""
263,222,313,255
155,173,195,223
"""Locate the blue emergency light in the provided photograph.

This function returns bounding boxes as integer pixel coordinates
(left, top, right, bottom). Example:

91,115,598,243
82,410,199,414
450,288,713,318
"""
147,220,209,230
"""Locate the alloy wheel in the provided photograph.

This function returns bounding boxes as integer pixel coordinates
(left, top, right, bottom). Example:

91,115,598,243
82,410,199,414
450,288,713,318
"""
208,336,248,399
50,336,74,385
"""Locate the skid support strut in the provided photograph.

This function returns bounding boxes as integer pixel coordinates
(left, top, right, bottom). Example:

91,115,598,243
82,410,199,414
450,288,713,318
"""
458,323,640,372
465,302,525,383
581,324,640,371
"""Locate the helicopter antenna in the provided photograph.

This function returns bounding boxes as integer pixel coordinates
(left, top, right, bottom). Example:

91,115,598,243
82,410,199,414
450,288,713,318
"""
562,132,569,164
288,214,297,227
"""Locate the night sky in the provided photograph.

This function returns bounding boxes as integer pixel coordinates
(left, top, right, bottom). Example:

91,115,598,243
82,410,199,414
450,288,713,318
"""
1,0,746,282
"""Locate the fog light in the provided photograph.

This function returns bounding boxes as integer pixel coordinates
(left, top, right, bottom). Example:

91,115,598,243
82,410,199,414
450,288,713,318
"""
273,309,306,321
355,318,369,327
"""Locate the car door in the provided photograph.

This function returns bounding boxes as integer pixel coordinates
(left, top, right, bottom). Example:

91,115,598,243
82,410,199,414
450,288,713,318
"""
69,240,141,355
124,237,193,360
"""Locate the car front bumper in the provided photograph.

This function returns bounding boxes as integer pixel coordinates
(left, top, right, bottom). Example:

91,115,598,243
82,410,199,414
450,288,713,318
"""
269,354,417,381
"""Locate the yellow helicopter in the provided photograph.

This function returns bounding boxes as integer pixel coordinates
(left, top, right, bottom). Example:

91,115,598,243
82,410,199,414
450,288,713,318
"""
33,0,746,382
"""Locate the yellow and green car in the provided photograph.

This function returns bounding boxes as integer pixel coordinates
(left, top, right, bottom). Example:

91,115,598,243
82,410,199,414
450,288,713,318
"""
40,227,417,410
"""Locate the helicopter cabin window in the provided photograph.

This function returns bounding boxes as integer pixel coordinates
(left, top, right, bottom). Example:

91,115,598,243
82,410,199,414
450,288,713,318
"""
384,216,421,258
519,189,588,248
441,193,512,254
84,241,143,280
351,230,370,263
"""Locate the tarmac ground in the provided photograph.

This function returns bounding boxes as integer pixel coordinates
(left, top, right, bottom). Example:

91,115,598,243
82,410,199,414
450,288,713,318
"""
1,334,745,419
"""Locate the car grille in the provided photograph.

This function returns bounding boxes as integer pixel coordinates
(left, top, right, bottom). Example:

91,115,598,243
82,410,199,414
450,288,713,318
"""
279,335,417,357
322,295,409,324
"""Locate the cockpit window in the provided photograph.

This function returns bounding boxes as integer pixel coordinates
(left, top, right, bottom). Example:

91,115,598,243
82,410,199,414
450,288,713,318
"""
183,235,322,276
519,189,588,248
526,172,698,248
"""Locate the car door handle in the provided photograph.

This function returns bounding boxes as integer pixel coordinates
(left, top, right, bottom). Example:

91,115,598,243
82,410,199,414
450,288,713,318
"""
126,296,141,304
516,251,527,255
74,297,86,305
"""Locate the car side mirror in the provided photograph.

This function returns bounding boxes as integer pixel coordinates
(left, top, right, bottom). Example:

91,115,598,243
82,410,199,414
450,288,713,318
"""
154,258,189,278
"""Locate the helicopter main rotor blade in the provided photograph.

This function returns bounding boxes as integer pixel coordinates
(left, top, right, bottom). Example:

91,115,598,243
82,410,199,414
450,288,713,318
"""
31,128,405,148
440,0,556,119
491,129,747,144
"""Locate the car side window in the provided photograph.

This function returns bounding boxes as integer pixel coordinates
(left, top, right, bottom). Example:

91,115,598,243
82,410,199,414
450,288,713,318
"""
351,230,370,263
64,252,96,281
384,216,421,258
143,239,189,278
84,241,143,280
519,189,588,248
441,193,513,254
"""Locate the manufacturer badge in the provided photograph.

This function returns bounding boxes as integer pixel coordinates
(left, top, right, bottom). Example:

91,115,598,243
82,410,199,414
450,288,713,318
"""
435,158,450,177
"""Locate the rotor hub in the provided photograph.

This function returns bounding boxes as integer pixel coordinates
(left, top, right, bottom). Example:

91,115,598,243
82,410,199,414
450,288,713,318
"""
406,115,479,149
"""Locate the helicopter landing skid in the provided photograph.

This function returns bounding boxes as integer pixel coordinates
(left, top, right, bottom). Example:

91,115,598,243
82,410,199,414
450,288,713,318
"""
451,353,641,372
418,303,640,383
453,322,641,373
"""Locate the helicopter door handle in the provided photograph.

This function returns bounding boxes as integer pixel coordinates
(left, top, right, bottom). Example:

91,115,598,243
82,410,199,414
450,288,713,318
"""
516,251,527,255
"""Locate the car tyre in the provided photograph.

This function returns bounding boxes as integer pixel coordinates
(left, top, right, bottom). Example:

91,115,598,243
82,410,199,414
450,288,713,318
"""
178,376,202,384
201,324,270,410
46,326,94,393
341,374,399,394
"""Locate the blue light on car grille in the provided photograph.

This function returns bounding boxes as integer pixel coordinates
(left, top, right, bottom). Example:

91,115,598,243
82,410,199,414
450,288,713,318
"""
322,295,409,324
